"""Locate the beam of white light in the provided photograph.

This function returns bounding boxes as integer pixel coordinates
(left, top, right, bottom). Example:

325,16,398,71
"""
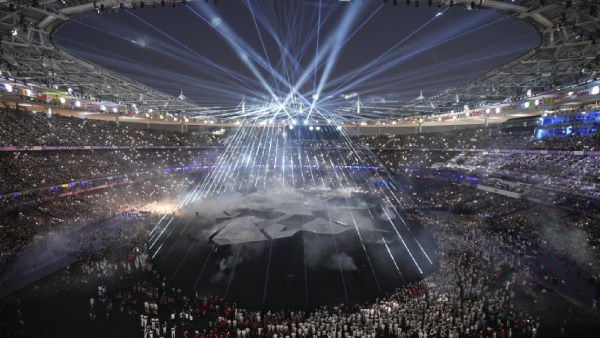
123,10,265,93
381,194,433,265
381,206,423,275
343,208,381,289
241,0,339,88
325,204,350,301
327,11,513,101
196,122,247,191
335,130,435,267
186,5,294,107
306,146,316,187
382,236,404,280
322,128,420,275
67,18,262,92
245,0,282,94
223,245,243,298
353,43,533,105
156,219,193,265
249,123,269,191
237,125,260,191
203,127,248,195
259,125,272,187
313,0,323,94
271,1,381,114
264,122,275,189
184,125,246,203
197,121,250,199
309,1,369,119
53,34,260,106
61,47,251,108
325,8,449,101
295,2,383,109
149,213,168,237
315,134,382,292
272,125,281,187
242,122,267,191
210,125,253,195
149,217,174,251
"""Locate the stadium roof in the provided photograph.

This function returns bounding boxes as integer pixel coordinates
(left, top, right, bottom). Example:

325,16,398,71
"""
0,0,598,119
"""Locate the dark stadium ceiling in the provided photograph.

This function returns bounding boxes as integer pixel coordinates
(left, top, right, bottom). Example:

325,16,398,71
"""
53,1,538,120
0,1,598,119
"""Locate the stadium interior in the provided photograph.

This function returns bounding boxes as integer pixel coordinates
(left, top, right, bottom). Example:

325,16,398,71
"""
1,0,600,337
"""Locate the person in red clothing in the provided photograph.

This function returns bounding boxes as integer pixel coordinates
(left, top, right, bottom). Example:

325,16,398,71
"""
183,330,189,338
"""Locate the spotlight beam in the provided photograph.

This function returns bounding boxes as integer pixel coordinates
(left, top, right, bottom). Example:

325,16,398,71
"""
312,0,323,94
262,241,274,305
309,1,370,119
381,206,423,275
185,4,295,107
326,8,449,100
327,12,514,101
158,219,192,267
326,203,350,302
124,10,265,93
54,34,261,105
224,245,243,299
193,246,215,289
245,0,281,94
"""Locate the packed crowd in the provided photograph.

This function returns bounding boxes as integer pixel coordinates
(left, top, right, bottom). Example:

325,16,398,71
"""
0,108,222,147
365,123,600,201
0,209,160,337
363,125,599,151
0,108,225,259
0,149,216,195
0,174,196,261
375,149,600,200
1,108,600,337
7,176,598,337
407,181,600,268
